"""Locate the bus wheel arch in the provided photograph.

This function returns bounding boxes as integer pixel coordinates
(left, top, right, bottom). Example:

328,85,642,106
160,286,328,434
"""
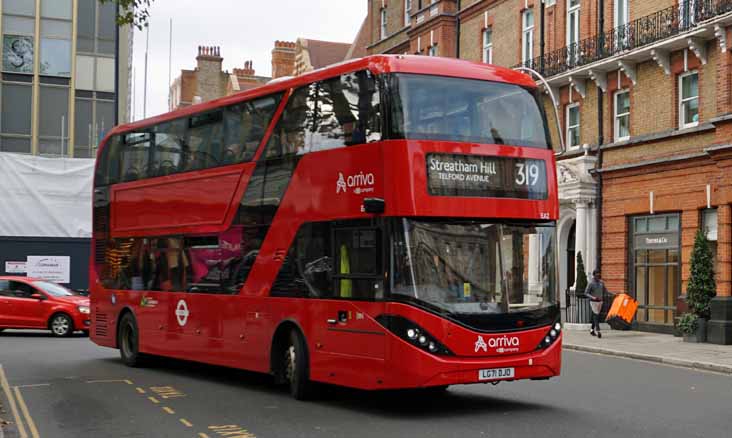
116,308,146,367
270,320,315,399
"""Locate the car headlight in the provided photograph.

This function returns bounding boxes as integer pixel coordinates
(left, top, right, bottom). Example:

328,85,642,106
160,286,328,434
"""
78,305,90,314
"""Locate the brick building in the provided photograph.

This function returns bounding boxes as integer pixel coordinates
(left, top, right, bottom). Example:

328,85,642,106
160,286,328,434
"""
362,0,732,342
169,46,270,111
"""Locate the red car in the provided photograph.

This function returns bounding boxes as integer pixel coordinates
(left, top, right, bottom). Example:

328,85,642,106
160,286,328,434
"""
0,276,90,337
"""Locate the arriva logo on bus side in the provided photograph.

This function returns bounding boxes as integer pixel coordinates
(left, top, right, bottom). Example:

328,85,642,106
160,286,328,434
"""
336,171,375,195
475,335,520,353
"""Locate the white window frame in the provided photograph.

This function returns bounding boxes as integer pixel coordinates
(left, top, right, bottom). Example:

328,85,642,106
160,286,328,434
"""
566,103,580,149
614,90,631,141
404,0,411,27
679,70,699,129
614,0,629,28
482,27,493,64
680,0,698,28
566,0,580,53
522,9,534,64
380,8,388,39
545,0,556,6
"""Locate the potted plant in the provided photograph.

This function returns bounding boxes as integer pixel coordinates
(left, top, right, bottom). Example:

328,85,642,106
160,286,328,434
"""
575,251,588,297
678,312,704,342
682,228,716,342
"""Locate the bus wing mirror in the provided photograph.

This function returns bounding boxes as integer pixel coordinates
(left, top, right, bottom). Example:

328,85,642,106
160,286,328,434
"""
363,198,385,214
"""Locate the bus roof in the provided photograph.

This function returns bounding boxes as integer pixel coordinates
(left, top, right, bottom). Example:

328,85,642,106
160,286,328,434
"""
107,55,537,139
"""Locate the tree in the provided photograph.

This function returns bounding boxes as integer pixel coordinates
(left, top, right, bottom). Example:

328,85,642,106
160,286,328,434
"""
575,251,588,296
98,0,154,30
686,228,716,319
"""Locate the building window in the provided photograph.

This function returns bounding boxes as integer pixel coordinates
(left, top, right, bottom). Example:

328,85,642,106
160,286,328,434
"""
679,71,699,129
428,44,438,57
404,0,411,27
0,82,33,153
522,9,534,64
680,0,697,28
567,0,580,61
615,0,629,48
631,214,680,325
2,0,36,75
482,28,493,64
566,103,580,149
380,8,388,39
545,0,556,6
614,90,630,141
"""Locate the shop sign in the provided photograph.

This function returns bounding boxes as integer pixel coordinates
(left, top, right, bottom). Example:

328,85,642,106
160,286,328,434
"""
26,256,71,283
634,233,679,250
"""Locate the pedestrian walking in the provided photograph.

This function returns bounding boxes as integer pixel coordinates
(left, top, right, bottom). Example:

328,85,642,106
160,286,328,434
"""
584,269,613,338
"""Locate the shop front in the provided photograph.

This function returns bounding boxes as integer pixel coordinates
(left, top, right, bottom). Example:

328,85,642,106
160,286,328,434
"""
629,214,681,329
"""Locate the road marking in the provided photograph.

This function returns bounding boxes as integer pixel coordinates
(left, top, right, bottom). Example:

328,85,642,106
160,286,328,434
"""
136,387,146,394
162,406,175,415
13,387,39,438
15,384,51,389
0,365,27,438
85,379,134,384
179,418,193,427
198,434,211,438
208,425,256,438
148,396,160,404
150,385,186,399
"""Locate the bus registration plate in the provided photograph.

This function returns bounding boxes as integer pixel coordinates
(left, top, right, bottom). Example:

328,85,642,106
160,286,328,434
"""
478,367,514,381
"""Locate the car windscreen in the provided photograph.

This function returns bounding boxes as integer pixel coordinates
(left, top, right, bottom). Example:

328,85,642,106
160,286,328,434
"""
32,281,75,297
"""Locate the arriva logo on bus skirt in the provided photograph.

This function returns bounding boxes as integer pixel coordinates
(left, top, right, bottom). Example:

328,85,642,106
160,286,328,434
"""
336,171,375,195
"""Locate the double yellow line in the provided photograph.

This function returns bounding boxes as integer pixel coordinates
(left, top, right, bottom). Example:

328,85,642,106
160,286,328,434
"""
0,365,40,438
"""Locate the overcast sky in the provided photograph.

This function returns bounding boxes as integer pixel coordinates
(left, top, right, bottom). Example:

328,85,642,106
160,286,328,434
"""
131,0,366,121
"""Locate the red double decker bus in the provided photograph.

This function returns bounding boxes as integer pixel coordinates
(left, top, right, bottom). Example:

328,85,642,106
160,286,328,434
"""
90,55,561,399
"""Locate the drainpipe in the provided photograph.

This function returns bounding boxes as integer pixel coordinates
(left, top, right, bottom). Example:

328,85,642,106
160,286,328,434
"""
456,0,461,59
540,0,545,73
595,0,605,273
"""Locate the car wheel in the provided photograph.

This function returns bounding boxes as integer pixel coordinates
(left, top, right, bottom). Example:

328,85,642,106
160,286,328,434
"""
284,330,315,400
50,314,74,337
118,313,146,367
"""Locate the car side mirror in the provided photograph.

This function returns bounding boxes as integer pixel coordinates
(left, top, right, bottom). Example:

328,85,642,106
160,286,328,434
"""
31,293,45,300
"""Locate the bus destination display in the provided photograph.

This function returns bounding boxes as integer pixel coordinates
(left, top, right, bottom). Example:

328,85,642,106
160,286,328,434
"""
427,153,548,199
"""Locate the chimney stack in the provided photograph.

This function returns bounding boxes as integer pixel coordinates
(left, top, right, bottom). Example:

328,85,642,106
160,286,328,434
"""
271,40,296,79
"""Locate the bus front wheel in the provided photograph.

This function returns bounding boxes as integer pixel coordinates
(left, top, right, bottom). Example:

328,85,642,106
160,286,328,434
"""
284,330,315,400
118,313,146,367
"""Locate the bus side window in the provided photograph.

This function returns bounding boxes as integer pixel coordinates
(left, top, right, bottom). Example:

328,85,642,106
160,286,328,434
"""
311,71,381,152
185,111,223,171
121,133,152,182
153,119,186,177
223,94,282,164
263,86,313,159
271,222,332,298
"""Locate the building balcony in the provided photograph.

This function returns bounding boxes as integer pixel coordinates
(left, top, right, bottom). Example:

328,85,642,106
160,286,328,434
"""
516,0,732,93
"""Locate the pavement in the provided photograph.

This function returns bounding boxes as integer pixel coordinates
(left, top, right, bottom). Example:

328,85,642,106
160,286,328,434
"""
563,325,732,375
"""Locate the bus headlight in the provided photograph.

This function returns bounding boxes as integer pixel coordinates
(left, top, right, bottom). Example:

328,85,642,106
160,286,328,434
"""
407,328,418,339
375,314,453,356
537,319,562,350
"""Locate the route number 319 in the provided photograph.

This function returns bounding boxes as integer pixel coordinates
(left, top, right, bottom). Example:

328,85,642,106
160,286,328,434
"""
515,162,541,187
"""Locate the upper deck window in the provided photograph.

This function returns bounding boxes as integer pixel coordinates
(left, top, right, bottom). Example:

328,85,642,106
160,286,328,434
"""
95,93,281,186
263,70,381,159
387,74,551,149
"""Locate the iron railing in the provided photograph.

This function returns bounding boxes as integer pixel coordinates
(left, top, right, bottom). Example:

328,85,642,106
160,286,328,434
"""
516,0,732,77
564,288,613,324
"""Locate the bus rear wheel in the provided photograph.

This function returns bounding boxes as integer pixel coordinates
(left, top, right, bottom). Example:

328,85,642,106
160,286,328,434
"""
118,313,146,367
284,330,315,400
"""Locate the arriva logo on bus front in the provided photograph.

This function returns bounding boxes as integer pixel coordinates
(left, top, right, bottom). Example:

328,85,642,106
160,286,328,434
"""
336,171,376,195
475,335,520,353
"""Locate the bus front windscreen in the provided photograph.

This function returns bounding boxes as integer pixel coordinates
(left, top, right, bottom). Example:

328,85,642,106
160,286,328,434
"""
391,219,557,326
387,74,551,149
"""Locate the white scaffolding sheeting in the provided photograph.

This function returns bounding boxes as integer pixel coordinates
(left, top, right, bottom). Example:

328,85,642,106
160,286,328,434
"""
0,152,94,238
